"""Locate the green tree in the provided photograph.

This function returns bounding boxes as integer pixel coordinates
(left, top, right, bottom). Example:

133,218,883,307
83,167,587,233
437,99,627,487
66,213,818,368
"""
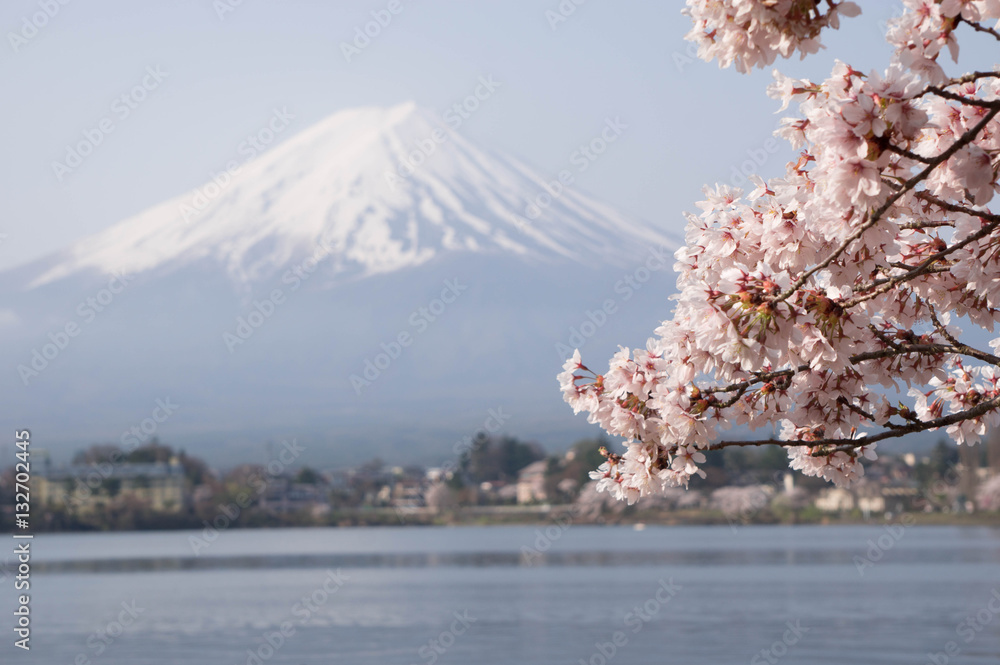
295,467,323,484
930,439,959,478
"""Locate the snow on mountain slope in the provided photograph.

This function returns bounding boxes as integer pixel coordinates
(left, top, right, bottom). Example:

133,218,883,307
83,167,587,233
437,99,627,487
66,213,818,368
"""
29,102,673,289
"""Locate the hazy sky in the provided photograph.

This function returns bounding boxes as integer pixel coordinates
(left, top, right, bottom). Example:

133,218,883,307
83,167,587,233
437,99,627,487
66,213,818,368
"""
3,0,991,272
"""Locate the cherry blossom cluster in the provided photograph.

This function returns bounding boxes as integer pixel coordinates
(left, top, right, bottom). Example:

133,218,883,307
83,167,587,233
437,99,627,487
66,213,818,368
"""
888,0,1000,83
683,0,861,73
559,0,1000,503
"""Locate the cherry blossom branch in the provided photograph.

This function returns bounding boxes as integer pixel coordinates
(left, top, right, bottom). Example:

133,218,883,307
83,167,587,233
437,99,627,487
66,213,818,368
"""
835,395,895,427
926,304,1000,366
898,220,954,229
708,391,1000,453
886,262,951,275
927,87,1000,109
867,323,902,351
883,144,931,163
823,391,1000,453
918,71,1000,94
844,215,1000,307
564,1,1000,500
914,191,1000,221
949,71,1000,85
773,103,1000,304
704,342,995,402
707,367,799,395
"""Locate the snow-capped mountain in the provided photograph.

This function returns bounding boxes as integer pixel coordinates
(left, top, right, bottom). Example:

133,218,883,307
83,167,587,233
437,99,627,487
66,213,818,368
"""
1,103,678,466
28,102,670,290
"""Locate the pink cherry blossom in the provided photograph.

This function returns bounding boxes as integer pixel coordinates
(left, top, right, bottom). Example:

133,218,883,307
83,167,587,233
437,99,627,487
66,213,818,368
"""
558,0,1000,502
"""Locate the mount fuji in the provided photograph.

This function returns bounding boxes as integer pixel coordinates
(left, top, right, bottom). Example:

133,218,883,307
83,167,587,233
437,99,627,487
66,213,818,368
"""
1,102,679,467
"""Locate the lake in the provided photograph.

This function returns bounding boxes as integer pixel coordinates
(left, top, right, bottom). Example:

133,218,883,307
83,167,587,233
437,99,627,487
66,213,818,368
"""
1,524,999,664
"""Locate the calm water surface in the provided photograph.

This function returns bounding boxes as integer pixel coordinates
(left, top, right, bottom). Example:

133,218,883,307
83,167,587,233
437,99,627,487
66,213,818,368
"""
1,525,998,664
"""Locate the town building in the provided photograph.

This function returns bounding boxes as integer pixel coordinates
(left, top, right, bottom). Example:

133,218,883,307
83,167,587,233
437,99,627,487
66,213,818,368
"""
38,459,186,514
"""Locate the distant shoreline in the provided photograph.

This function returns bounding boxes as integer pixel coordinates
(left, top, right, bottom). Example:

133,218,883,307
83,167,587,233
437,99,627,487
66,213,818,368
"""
4,506,998,534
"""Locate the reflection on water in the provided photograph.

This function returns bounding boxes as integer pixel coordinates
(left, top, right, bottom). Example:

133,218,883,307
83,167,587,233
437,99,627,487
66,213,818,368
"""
1,525,998,664
33,546,1000,573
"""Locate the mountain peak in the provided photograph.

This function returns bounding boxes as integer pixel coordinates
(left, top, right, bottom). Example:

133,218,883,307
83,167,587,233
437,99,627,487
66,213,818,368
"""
386,99,420,119
26,104,673,289
290,100,430,145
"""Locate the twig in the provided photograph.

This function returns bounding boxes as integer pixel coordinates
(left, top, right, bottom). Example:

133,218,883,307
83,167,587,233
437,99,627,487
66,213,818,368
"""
960,18,1000,42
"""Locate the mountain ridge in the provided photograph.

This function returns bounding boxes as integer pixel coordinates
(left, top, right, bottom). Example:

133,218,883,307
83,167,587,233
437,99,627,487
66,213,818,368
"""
22,102,674,291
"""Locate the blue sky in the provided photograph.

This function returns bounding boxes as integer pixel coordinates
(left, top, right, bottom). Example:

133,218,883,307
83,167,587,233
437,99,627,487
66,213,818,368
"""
3,0,990,272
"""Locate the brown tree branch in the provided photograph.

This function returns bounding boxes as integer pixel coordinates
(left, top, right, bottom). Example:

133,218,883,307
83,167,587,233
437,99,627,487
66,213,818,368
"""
708,391,1000,453
914,191,1000,222
925,87,1000,109
884,143,931,163
960,18,1000,42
